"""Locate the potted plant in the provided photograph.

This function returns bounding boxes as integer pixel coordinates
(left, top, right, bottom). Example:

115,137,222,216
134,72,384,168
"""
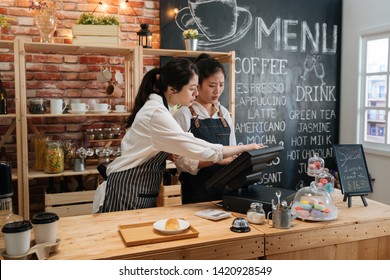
0,14,16,36
72,12,120,47
182,29,201,51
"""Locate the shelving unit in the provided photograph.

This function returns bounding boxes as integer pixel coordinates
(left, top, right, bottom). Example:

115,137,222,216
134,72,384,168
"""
0,40,23,216
18,41,138,218
7,40,235,219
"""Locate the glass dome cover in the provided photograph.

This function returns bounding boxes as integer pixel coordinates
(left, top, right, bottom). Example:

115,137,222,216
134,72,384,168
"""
291,181,338,221
307,152,325,176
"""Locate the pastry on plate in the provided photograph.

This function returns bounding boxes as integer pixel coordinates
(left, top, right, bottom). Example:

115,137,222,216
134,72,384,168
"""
165,218,180,230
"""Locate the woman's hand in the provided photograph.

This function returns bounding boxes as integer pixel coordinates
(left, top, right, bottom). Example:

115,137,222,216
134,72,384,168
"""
217,155,237,166
167,153,182,162
245,143,265,151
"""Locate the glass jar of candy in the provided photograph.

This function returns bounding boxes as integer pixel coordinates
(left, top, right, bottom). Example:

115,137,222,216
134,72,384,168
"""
291,181,338,221
44,141,64,173
315,168,335,193
246,202,266,224
307,152,325,176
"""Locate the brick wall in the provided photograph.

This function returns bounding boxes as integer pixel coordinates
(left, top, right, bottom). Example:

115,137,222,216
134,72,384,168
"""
0,0,160,48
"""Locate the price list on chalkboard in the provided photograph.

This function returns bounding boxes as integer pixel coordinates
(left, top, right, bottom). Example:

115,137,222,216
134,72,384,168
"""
161,0,342,189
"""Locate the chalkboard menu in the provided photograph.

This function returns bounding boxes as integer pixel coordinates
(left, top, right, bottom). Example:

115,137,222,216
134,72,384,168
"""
333,144,373,195
161,0,342,189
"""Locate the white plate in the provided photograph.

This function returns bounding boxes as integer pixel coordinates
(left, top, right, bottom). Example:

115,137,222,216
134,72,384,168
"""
68,110,88,114
113,110,127,113
91,110,111,114
153,219,190,234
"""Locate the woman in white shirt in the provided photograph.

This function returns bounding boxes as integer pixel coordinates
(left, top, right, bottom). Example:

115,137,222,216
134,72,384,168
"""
174,54,244,203
101,57,261,212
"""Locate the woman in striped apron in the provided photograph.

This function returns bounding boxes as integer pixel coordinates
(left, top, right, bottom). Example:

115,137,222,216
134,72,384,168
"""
101,57,263,213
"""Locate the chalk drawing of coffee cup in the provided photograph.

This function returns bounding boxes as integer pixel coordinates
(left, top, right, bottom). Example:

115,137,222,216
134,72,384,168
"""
175,0,252,49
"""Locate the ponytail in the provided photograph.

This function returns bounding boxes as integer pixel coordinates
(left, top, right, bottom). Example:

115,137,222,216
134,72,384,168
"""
126,57,198,128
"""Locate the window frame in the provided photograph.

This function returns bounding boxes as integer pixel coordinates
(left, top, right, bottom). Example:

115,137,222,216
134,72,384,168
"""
358,30,390,155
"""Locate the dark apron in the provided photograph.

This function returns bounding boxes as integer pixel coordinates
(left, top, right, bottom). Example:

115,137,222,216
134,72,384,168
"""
180,106,230,204
102,151,168,212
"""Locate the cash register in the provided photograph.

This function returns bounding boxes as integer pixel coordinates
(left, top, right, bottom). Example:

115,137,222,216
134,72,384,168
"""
204,145,296,214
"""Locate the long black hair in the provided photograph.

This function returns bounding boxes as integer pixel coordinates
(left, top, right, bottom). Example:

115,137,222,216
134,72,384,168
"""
194,53,226,85
125,57,198,128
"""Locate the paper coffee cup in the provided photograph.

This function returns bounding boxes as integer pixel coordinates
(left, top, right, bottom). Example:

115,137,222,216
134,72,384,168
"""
2,220,33,256
31,212,59,244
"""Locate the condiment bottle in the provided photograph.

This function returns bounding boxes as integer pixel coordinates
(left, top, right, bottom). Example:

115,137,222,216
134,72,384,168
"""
0,79,7,114
246,202,265,224
44,141,64,174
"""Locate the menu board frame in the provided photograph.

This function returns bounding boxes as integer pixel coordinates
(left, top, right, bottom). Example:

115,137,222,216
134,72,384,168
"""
333,144,373,207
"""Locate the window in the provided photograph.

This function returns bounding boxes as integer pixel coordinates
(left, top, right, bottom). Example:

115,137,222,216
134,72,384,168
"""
360,33,390,151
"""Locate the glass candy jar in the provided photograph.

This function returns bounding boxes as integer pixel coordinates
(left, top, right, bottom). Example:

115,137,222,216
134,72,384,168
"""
315,168,335,193
246,202,266,224
44,141,64,174
291,181,338,221
307,153,325,176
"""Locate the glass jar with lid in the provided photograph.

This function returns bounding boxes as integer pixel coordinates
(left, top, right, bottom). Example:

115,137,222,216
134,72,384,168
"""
44,141,64,174
315,168,335,193
94,128,104,140
291,181,338,221
103,128,114,139
307,152,325,177
31,135,51,171
84,128,95,141
246,202,266,224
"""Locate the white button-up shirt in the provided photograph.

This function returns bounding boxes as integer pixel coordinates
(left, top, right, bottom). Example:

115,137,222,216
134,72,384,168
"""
106,94,223,175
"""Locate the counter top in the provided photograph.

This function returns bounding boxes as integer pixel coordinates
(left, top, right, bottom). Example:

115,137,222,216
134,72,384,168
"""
48,202,264,260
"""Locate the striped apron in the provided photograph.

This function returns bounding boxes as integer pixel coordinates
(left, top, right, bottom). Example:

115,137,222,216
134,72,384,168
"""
102,151,168,212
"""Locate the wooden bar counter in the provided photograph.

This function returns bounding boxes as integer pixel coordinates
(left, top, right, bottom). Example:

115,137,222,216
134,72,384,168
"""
246,190,390,260
47,202,264,260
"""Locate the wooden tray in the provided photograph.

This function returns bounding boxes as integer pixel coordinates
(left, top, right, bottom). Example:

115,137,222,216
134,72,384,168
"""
118,221,199,247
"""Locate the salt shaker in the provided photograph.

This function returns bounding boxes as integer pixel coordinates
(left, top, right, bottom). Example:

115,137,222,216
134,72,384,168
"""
246,202,266,224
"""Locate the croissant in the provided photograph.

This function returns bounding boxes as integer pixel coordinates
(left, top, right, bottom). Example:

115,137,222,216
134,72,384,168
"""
165,218,180,230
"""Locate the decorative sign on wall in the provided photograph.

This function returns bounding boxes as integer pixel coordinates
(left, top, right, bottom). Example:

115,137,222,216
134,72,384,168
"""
161,0,342,190
333,144,373,207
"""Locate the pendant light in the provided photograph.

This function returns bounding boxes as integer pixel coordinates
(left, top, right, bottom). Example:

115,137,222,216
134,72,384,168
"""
124,0,153,48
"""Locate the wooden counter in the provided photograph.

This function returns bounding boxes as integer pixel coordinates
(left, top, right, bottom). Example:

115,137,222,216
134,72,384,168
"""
1,190,388,260
47,202,264,260
246,191,390,259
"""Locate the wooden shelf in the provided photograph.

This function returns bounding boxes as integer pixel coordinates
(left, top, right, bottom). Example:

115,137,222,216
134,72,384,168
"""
22,42,135,56
0,114,16,118
26,112,129,117
28,166,99,179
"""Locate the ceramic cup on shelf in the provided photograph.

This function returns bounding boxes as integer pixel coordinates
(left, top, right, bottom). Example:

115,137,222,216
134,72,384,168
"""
94,103,111,112
1,220,33,256
106,83,122,98
50,99,67,114
115,105,128,112
31,212,59,244
70,103,89,112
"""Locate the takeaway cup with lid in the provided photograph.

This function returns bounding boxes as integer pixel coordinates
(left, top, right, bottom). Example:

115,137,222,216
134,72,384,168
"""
31,212,59,244
1,220,33,256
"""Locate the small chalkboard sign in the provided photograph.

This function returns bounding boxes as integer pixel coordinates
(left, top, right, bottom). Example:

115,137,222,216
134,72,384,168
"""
333,144,373,207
